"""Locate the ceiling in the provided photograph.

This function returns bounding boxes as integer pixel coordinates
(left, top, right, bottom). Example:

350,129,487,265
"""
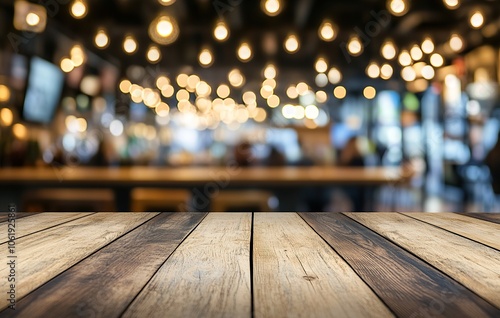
1,0,500,92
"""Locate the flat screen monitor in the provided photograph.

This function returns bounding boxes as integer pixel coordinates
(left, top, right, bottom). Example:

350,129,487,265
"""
22,56,64,124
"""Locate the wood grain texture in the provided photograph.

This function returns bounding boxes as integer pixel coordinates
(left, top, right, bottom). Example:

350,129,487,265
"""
460,213,500,224
253,213,393,318
122,213,252,318
300,212,500,317
403,212,500,250
0,213,38,223
0,212,93,244
0,212,157,311
345,212,500,309
1,212,206,318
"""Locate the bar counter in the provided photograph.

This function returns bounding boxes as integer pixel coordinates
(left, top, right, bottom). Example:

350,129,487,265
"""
1,212,499,317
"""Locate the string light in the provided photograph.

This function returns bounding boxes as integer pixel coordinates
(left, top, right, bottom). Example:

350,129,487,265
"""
387,0,409,16
94,29,109,48
261,0,282,17
366,62,380,78
123,35,138,54
314,57,328,73
347,35,363,56
149,15,179,45
380,64,393,80
158,0,176,6
430,53,444,67
199,48,214,67
410,45,423,61
26,12,40,26
421,37,434,54
469,10,484,29
70,0,87,19
318,19,337,42
398,50,412,66
381,40,397,60
401,66,416,82
147,45,162,63
213,20,229,42
449,33,464,52
328,67,342,84
443,0,460,10
263,64,277,79
60,58,75,73
237,42,253,62
0,108,13,126
363,86,377,99
284,33,300,53
422,65,435,80
333,86,346,99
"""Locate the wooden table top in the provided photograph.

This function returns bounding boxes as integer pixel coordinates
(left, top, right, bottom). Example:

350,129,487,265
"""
0,166,408,186
1,212,499,318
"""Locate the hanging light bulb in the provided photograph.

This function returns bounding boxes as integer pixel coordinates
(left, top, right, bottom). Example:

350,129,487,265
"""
469,10,485,29
387,0,409,16
398,50,412,66
261,0,282,17
366,62,380,78
449,33,464,52
380,64,393,80
443,0,460,10
213,20,230,42
123,35,138,54
421,37,434,54
147,45,161,63
199,47,214,67
315,57,328,73
94,29,109,48
158,0,176,6
263,64,277,79
347,35,363,56
410,44,423,61
26,12,40,26
149,15,179,45
284,33,300,53
430,53,444,67
318,19,338,42
381,40,397,60
70,0,87,19
237,42,253,62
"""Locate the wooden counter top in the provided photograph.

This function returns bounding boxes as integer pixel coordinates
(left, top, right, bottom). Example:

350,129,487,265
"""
0,212,499,317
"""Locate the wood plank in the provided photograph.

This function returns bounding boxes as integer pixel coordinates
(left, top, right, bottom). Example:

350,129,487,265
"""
0,212,157,311
1,213,206,318
122,213,252,318
253,213,393,318
0,213,38,223
0,213,94,244
460,213,500,224
300,212,500,317
403,212,500,250
345,212,500,309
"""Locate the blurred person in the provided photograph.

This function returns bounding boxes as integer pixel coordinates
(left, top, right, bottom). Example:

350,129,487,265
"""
265,146,286,166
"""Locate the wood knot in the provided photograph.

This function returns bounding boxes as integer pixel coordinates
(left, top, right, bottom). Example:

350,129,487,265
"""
303,275,317,281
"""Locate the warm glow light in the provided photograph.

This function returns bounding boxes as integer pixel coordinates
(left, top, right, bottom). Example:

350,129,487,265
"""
305,104,320,119
334,86,346,99
430,53,444,67
213,21,229,42
315,73,328,87
315,57,328,73
0,85,11,103
157,18,173,37
0,108,13,126
228,69,245,88
287,85,298,99
119,79,132,93
237,42,253,62
318,19,337,42
470,11,484,29
149,15,179,45
94,29,109,48
328,67,342,84
296,82,309,95
243,91,257,105
421,37,434,54
199,48,214,67
387,0,409,16
123,36,138,54
410,45,423,61
381,40,397,60
156,76,170,90
363,86,376,99
421,65,435,80
60,58,75,73
70,45,85,67
70,0,87,19
347,35,363,56
176,74,189,88
26,12,40,26
261,0,282,17
315,91,327,104
147,45,161,63
284,34,299,53
449,33,464,52
380,64,393,80
366,62,380,78
158,0,176,6
267,95,280,108
13,123,27,139
443,0,460,9
401,66,416,82
217,84,230,99
398,50,412,66
263,64,277,79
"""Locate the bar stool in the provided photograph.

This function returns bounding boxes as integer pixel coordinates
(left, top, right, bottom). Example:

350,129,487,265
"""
23,188,115,212
130,188,191,212
210,190,276,212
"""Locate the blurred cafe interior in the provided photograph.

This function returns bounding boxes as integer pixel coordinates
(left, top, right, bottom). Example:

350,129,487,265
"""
0,0,500,213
